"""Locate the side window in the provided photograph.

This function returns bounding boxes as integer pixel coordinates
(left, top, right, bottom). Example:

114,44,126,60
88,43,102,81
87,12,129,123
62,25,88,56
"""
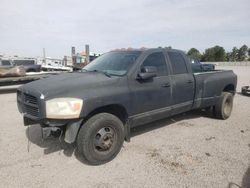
141,52,167,76
168,52,188,74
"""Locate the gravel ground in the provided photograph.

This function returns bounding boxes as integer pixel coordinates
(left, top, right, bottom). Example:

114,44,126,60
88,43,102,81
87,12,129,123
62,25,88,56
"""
0,66,250,188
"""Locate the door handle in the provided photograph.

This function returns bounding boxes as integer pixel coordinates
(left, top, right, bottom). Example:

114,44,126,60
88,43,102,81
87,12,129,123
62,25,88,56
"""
186,80,193,84
161,82,170,87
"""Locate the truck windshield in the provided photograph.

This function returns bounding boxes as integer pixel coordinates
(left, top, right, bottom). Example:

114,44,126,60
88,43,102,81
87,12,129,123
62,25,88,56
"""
82,51,141,76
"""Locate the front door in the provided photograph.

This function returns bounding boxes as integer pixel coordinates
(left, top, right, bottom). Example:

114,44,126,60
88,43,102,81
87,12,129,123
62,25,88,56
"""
128,51,172,126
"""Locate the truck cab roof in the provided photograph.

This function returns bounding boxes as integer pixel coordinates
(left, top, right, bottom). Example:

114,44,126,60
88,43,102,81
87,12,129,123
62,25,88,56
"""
111,47,185,54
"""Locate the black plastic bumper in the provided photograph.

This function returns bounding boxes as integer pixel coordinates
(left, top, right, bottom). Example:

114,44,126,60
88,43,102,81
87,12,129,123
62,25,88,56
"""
23,116,40,126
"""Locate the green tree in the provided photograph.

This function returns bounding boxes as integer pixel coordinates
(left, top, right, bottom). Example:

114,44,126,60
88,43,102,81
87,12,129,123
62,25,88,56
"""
248,48,250,61
230,47,238,61
237,44,248,61
203,45,226,62
226,52,231,61
187,48,201,60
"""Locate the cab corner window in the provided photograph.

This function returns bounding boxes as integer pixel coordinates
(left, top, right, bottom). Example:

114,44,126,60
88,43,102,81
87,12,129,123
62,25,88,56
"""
141,52,167,76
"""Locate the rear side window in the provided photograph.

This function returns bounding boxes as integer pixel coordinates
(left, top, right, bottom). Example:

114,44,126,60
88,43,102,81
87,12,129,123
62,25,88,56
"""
141,52,167,76
168,52,188,74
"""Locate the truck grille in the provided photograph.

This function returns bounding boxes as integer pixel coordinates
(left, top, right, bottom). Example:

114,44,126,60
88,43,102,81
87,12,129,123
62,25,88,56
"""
17,91,40,119
24,104,39,117
24,93,38,105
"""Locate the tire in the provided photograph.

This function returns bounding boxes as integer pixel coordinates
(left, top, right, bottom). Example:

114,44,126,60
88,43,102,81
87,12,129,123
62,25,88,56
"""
76,113,125,165
214,92,234,120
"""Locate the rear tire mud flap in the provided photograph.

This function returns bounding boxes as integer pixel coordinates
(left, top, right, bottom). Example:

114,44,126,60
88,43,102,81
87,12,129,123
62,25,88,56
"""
124,119,131,142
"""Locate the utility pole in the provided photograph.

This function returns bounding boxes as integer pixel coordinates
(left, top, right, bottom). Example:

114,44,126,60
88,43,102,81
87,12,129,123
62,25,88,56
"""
71,46,76,66
43,48,46,65
85,44,90,64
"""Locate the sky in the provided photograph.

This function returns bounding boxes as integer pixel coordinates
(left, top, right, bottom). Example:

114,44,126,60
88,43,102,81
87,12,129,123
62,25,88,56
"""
0,0,250,58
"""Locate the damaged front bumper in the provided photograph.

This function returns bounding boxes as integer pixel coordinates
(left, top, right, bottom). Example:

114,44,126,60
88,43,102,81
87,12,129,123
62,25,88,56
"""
24,117,83,144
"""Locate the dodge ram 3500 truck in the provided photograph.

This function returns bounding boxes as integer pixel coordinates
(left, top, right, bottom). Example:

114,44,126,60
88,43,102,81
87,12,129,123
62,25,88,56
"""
17,48,237,165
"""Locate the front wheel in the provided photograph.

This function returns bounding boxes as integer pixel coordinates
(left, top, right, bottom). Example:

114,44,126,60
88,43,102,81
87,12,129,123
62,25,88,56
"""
214,92,234,120
76,113,125,165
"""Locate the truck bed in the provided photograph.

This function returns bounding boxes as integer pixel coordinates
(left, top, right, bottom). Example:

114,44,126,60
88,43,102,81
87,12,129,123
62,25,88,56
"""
193,69,237,109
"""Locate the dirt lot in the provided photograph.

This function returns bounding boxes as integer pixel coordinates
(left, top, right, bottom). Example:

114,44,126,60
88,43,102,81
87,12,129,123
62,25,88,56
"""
0,66,250,188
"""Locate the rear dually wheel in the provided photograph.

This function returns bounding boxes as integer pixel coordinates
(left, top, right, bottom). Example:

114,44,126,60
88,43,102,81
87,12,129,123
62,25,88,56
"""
214,92,234,120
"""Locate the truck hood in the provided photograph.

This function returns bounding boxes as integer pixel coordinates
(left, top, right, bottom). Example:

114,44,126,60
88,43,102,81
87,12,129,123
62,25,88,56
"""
20,72,120,99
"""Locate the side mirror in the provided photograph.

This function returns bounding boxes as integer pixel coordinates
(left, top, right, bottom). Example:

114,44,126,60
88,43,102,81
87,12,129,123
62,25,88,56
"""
137,66,157,80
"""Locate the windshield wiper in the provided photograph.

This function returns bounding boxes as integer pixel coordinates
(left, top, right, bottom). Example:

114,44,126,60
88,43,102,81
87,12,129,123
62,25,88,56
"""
93,70,111,77
82,69,111,77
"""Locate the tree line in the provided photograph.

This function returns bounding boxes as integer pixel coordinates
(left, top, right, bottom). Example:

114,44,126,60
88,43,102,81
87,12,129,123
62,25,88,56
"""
187,44,250,62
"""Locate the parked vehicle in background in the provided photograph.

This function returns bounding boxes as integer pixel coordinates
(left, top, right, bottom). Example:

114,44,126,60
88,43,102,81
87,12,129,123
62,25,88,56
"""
242,86,250,96
0,59,13,69
0,58,41,72
17,48,237,165
190,58,215,73
37,57,72,72
12,59,41,72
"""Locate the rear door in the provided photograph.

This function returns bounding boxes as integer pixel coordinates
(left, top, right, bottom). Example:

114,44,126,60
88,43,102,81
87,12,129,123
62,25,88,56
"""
167,51,195,115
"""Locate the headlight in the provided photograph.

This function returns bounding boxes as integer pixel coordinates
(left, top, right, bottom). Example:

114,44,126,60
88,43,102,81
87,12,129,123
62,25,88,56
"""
46,98,83,119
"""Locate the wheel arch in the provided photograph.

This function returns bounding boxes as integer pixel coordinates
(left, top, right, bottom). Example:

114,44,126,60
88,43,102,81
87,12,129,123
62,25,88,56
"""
223,84,235,94
85,104,128,124
64,104,129,144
